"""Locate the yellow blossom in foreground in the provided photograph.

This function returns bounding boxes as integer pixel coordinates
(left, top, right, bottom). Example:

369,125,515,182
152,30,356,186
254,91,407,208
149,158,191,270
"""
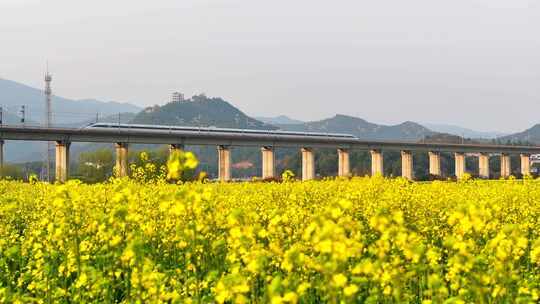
1,175,540,303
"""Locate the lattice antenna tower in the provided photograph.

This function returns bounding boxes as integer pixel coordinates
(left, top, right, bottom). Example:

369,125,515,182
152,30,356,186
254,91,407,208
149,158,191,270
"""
44,64,53,182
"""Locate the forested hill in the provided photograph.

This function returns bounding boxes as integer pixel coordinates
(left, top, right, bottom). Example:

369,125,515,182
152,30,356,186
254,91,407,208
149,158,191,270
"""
275,114,435,141
256,115,304,125
130,94,277,130
497,124,540,144
421,133,485,144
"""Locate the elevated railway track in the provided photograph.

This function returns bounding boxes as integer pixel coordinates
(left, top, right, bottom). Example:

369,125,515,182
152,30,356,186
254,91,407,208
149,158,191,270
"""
0,124,538,182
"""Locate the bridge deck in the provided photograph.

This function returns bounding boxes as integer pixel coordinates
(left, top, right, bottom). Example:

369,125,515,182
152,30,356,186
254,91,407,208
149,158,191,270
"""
0,125,539,154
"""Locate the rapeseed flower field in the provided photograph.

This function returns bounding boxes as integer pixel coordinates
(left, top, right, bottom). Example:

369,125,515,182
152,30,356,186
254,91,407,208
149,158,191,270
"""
1,153,540,303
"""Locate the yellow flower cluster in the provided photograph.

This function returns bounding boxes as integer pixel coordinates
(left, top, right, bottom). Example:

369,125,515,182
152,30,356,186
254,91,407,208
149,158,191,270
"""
1,176,540,303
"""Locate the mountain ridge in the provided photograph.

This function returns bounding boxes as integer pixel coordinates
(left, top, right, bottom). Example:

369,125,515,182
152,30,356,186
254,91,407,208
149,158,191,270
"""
498,124,540,144
275,114,434,140
255,115,304,125
424,123,507,139
0,78,141,124
130,94,277,130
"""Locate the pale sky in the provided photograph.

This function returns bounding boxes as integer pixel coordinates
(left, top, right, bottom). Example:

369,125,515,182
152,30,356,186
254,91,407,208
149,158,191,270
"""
1,0,539,132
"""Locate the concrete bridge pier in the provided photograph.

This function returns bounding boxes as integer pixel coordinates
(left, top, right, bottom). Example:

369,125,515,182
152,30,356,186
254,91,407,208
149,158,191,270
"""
0,140,3,178
500,153,511,178
455,152,466,179
370,149,383,176
261,146,275,179
401,150,414,180
55,141,70,183
428,151,441,177
218,145,231,182
478,153,489,179
301,148,315,181
479,153,490,179
115,143,129,177
337,148,350,177
521,154,531,176
169,144,184,154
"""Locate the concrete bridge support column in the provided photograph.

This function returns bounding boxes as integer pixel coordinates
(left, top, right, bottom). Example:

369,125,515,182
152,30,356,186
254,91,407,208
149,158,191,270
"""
428,151,441,177
370,149,383,176
455,152,466,179
169,144,184,154
501,153,511,178
218,145,231,182
337,148,350,177
115,143,129,177
301,148,315,181
478,153,490,179
401,150,414,180
521,154,531,176
0,140,3,178
55,141,70,183
261,146,275,179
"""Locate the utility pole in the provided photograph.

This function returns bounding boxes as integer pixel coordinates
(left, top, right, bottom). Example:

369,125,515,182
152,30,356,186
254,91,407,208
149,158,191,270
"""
20,105,25,124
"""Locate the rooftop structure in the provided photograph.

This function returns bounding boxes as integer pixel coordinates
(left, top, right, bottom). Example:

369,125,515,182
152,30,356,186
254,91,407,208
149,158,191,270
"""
171,92,185,103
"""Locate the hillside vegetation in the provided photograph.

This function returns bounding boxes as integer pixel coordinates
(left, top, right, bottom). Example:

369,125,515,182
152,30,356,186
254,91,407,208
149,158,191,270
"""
499,124,540,144
131,94,275,130
276,115,434,141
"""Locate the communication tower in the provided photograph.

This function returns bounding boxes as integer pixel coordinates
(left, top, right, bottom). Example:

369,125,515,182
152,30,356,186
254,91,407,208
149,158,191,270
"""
44,67,53,182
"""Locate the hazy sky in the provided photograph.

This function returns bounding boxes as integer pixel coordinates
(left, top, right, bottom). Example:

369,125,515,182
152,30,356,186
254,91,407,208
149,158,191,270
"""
1,0,539,132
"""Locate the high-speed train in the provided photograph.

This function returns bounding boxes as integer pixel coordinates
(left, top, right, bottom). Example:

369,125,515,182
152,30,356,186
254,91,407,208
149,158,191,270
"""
85,123,357,139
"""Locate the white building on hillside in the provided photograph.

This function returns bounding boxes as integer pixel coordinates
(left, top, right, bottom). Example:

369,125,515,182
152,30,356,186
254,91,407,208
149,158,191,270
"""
171,91,185,103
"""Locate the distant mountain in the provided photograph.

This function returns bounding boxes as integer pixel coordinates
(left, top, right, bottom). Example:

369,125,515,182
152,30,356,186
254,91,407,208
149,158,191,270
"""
422,133,484,145
56,112,138,128
1,111,29,124
0,78,141,162
255,115,304,125
498,124,540,144
276,114,434,140
131,94,276,130
424,123,507,139
0,78,141,124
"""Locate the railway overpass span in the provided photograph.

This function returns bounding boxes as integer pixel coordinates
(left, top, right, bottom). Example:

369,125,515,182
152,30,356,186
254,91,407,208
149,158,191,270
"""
0,124,538,182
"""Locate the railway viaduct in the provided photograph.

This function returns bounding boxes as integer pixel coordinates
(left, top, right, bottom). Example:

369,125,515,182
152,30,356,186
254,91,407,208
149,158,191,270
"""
1,125,539,182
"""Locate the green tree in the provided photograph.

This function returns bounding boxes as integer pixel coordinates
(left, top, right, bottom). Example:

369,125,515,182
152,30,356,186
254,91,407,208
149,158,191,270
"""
75,149,114,183
1,163,25,180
